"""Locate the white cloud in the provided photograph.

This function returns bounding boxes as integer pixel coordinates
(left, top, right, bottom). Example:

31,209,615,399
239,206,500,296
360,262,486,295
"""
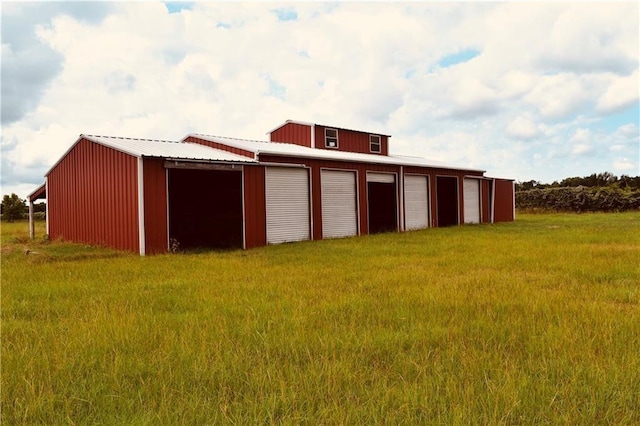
596,70,640,114
506,115,539,140
524,74,594,120
612,158,637,172
615,123,640,139
572,144,594,156
535,4,638,75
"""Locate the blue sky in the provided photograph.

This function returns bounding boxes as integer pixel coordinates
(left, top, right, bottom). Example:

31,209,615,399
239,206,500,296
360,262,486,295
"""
1,2,638,199
165,2,193,14
437,49,480,68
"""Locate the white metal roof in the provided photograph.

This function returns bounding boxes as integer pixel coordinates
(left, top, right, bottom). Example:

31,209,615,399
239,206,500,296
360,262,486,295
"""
83,135,255,162
186,133,485,172
45,134,257,176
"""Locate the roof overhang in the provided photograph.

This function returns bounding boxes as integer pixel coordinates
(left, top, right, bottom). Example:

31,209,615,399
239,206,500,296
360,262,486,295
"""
27,183,46,202
266,119,315,135
484,176,516,181
464,175,493,180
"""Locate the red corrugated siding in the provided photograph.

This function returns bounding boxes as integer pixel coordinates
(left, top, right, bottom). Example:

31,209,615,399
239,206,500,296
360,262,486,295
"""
481,179,491,223
270,122,312,147
314,126,389,155
185,136,255,158
47,138,139,252
143,158,168,254
243,165,267,249
494,179,515,222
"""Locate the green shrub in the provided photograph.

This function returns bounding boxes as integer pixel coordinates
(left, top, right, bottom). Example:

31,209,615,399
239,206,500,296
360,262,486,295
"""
516,186,640,212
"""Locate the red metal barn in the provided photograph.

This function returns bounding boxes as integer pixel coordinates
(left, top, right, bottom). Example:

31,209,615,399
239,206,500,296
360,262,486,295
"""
29,121,515,255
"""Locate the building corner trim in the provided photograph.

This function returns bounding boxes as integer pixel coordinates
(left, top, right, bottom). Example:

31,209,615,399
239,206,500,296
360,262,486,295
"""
138,158,146,256
311,124,316,148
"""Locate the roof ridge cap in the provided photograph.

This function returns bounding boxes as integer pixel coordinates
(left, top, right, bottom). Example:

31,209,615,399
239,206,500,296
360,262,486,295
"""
84,134,179,143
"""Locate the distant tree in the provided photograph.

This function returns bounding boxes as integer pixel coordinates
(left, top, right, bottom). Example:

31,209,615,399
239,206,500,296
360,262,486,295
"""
33,202,46,213
597,171,617,186
618,175,640,190
516,173,640,193
516,180,539,191
1,193,26,222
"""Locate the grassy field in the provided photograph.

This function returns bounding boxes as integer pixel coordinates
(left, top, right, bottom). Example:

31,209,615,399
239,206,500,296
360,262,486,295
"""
2,213,639,424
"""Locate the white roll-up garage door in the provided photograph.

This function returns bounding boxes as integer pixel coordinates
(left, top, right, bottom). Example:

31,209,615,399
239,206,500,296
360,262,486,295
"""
265,167,310,244
404,175,429,230
463,178,481,224
321,170,358,239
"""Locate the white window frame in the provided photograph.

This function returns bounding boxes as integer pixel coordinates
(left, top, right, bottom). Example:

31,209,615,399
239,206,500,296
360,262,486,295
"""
325,128,339,149
370,135,381,153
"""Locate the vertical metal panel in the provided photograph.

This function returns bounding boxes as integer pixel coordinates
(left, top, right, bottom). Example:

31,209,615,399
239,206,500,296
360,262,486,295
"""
143,158,168,254
45,177,49,235
404,175,430,230
321,169,358,239
481,179,491,223
265,167,311,244
463,178,481,224
47,138,140,252
494,179,515,222
270,122,312,147
243,165,267,248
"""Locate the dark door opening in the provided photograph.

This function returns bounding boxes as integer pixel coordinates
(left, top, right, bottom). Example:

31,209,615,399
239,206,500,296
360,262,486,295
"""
436,176,459,227
168,168,243,250
368,181,397,234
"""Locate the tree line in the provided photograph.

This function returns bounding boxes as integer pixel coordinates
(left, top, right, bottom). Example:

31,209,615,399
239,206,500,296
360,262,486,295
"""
516,172,640,191
515,172,640,213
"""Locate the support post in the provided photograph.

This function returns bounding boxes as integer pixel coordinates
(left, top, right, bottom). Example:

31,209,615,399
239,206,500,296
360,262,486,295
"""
28,198,35,239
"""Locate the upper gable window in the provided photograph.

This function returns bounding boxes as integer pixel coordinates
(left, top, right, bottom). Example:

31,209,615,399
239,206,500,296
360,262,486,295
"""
325,128,338,148
370,135,381,153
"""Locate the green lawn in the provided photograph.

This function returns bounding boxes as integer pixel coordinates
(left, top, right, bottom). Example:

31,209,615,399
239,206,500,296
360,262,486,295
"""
2,213,639,424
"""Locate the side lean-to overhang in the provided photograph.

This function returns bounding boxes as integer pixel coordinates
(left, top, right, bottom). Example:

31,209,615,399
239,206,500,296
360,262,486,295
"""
40,134,257,255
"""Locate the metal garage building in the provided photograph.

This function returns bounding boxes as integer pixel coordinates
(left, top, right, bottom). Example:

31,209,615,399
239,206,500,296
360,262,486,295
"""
28,120,515,255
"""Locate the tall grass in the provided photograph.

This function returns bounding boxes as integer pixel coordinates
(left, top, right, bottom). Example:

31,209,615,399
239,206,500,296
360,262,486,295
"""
2,213,639,424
